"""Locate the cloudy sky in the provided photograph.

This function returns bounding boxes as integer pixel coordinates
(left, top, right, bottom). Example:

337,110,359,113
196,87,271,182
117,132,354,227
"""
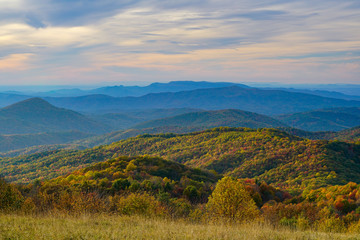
0,0,359,86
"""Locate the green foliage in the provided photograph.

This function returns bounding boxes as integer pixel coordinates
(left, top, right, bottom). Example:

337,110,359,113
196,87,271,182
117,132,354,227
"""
112,179,130,191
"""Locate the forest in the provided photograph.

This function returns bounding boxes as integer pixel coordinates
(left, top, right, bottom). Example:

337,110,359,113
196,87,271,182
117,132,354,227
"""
1,127,360,238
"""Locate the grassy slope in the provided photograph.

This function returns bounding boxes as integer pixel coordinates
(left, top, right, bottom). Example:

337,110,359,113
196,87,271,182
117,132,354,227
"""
0,214,358,240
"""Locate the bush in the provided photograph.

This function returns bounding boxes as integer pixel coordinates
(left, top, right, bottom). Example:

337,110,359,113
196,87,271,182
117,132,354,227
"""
317,217,346,233
113,192,165,217
0,178,24,211
206,177,259,222
112,179,130,191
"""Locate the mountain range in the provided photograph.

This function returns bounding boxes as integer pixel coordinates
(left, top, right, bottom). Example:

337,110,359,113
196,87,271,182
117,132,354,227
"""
6,81,246,97
44,86,360,115
1,97,360,154
0,81,359,154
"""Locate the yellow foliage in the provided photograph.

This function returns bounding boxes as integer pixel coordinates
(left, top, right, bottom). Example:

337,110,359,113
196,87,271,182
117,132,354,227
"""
206,177,259,222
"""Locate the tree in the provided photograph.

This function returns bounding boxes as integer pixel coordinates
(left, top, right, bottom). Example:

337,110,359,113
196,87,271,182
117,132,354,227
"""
206,177,259,222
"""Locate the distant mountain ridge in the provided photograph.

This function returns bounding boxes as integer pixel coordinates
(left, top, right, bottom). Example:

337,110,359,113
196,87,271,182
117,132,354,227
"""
45,86,360,115
8,81,247,97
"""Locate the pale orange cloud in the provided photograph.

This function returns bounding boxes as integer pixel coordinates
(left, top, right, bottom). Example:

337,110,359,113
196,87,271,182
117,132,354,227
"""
0,53,33,71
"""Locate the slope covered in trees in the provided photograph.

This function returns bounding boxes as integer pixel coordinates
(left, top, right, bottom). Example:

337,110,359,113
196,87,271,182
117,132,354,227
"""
2,128,360,193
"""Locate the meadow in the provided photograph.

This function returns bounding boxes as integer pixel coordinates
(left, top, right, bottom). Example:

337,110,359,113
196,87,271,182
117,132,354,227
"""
1,213,359,240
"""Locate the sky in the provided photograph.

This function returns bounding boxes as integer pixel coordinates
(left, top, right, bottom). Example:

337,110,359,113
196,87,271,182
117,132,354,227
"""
0,0,359,86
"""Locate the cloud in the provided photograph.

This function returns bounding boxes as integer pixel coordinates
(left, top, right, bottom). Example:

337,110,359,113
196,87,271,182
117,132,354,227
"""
0,53,33,71
0,0,359,84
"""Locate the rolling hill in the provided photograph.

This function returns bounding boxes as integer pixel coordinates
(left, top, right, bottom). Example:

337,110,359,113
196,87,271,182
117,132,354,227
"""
133,109,287,129
2,127,360,193
276,107,360,131
0,98,110,134
45,86,360,115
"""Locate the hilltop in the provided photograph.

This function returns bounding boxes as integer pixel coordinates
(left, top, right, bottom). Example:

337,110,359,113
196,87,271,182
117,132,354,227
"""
0,98,110,134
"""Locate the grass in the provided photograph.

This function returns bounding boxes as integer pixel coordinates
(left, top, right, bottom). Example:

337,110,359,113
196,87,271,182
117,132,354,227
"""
0,214,360,240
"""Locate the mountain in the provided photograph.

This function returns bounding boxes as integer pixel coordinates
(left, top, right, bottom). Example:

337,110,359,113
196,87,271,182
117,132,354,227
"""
0,98,110,134
0,131,93,152
276,107,360,131
134,109,287,129
45,86,360,115
3,127,360,193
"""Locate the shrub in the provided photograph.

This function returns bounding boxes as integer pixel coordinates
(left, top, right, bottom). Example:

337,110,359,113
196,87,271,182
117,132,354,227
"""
114,192,165,217
206,177,259,222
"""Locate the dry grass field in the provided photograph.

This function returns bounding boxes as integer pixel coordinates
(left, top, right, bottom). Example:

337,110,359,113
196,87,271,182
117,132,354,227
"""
1,214,359,240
